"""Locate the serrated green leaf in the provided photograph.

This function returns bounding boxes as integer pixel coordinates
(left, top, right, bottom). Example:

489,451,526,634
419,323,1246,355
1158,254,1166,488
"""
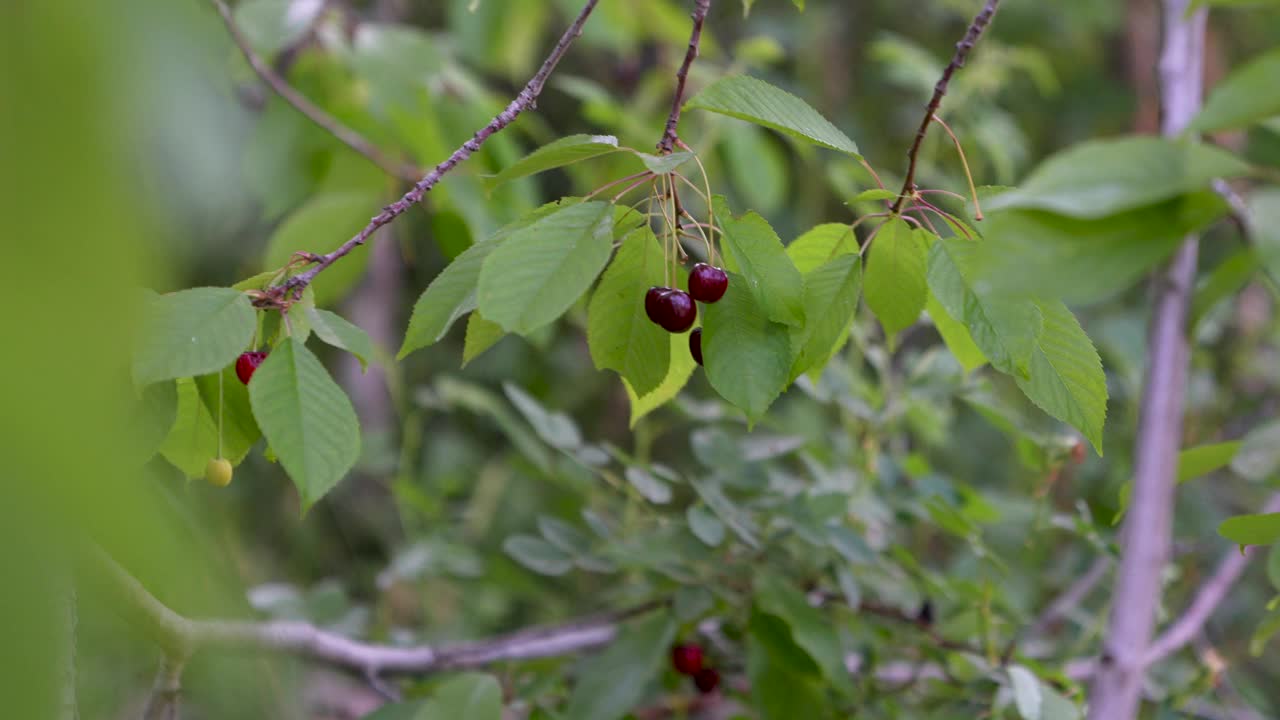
587,228,670,395
263,192,384,306
503,382,582,450
983,137,1249,218
503,535,573,576
724,122,788,214
786,223,858,274
851,188,897,203
415,674,502,720
977,192,1228,304
690,477,760,548
1178,441,1242,483
927,238,1042,377
307,308,375,371
462,311,505,366
194,366,261,464
400,200,584,358
686,75,860,157
714,196,805,327
537,516,592,555
755,573,849,689
790,254,860,381
1219,512,1280,547
565,612,676,720
132,288,256,386
926,294,987,372
1008,666,1042,720
1191,49,1280,132
1249,609,1280,657
747,613,829,720
1014,301,1108,454
702,272,793,420
249,337,361,508
623,332,697,427
1250,188,1280,284
478,201,614,334
126,381,178,466
483,134,620,190
863,219,927,339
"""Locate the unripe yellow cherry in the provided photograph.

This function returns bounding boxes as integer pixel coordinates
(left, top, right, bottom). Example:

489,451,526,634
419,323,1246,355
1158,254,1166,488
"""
205,457,233,487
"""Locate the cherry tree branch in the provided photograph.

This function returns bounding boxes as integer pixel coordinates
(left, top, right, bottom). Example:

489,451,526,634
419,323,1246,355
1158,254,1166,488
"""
269,0,601,299
90,547,659,684
889,0,1000,214
209,0,423,183
1087,3,1208,717
657,0,712,154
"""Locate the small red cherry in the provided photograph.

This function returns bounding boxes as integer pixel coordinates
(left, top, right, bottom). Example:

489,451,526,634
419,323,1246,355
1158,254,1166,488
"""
689,328,703,366
688,263,729,303
235,351,268,385
692,667,720,694
658,290,696,333
670,644,704,675
645,286,673,326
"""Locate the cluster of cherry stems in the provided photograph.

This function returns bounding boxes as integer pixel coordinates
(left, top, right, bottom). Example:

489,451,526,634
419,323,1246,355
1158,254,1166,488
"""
645,262,728,366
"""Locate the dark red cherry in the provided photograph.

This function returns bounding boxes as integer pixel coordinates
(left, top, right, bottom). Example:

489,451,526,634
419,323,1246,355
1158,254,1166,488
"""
688,263,729,303
670,644,704,675
658,290,697,333
235,351,268,385
689,328,703,366
692,667,720,694
645,286,673,326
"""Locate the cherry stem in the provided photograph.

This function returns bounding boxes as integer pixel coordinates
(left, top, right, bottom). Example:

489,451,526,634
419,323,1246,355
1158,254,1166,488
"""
611,175,657,203
931,113,984,221
586,171,653,200
217,370,225,460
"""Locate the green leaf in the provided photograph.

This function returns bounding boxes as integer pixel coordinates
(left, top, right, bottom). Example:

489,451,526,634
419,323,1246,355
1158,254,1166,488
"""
132,288,256,386
158,379,221,477
1268,544,1280,592
483,134,620,190
1178,441,1242,483
503,382,582,451
478,201,614,334
977,192,1228,304
851,188,897,203
369,674,502,720
1249,609,1280,657
194,366,262,464
926,295,987,372
1219,512,1280,547
126,381,178,466
1191,49,1280,132
587,228,671,396
1008,666,1042,720
790,254,860,381
786,223,858,275
249,337,361,509
755,573,849,688
1039,683,1083,720
702,272,793,421
1191,248,1258,329
1014,301,1108,454
687,505,725,546
686,75,861,157
462,312,505,366
631,150,695,175
565,612,676,720
714,196,805,327
1250,188,1280,284
263,192,384,306
863,219,928,339
747,614,830,720
983,137,1249,218
307,308,375,371
623,332,697,427
436,378,551,473
503,535,574,576
234,0,324,56
927,238,1042,377
724,122,789,214
400,200,583,358
1232,421,1280,481
626,467,672,504
690,476,760,548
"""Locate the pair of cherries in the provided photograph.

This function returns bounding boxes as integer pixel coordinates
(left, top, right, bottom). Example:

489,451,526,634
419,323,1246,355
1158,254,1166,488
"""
671,643,721,694
645,263,728,366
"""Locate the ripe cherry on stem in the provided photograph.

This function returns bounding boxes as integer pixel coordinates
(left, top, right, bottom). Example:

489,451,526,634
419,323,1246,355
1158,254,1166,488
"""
692,667,720,694
689,328,703,366
670,644,704,675
644,287,697,333
687,263,728,304
236,351,268,385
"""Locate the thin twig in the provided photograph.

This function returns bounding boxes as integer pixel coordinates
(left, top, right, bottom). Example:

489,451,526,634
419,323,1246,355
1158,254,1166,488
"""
209,0,422,183
889,0,1001,214
1088,4,1208,717
271,0,602,299
1027,556,1111,638
1146,494,1280,665
657,0,713,154
88,547,660,679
